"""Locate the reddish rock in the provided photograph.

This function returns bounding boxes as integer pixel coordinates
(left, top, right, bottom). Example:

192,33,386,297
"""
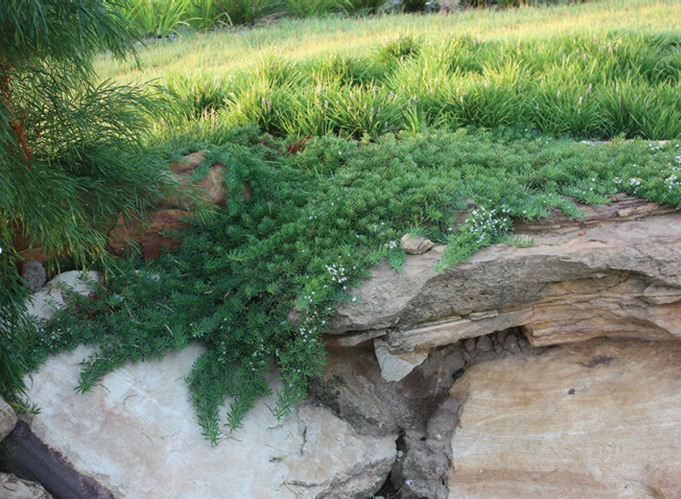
109,150,227,259
15,151,228,263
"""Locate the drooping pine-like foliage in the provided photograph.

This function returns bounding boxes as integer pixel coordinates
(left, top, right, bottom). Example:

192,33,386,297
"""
0,0,178,405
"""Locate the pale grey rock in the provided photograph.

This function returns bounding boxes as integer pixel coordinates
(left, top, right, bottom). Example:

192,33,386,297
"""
502,335,521,354
0,474,53,499
337,328,386,347
21,261,46,293
475,335,491,352
374,338,429,382
23,345,395,499
468,310,498,321
0,396,17,441
24,271,99,320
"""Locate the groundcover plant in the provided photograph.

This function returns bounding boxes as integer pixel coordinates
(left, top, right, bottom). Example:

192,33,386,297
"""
30,128,681,444
12,0,681,443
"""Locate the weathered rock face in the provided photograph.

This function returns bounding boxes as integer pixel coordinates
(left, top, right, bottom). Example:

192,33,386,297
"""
326,196,681,354
309,341,466,438
309,341,464,499
447,338,681,499
109,150,227,259
311,333,538,499
23,344,396,499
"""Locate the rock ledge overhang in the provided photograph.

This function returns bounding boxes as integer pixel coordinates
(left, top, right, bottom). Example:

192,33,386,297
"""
326,195,681,354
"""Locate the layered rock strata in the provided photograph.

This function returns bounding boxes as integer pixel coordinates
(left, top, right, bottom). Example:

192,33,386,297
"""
447,338,681,498
326,196,681,357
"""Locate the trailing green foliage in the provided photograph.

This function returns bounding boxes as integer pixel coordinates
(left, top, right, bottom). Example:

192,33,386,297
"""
13,0,681,443
0,0,183,404
26,126,681,442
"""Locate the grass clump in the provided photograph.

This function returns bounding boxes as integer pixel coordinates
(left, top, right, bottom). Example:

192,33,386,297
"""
152,29,681,141
116,0,391,36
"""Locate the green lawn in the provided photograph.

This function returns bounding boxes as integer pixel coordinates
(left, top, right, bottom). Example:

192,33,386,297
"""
97,0,680,83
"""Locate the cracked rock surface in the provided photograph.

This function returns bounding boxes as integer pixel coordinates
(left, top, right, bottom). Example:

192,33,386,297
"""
315,329,535,499
22,344,396,499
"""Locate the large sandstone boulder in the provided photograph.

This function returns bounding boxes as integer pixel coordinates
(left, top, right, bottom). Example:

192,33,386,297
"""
18,272,396,499
22,344,396,499
447,338,681,498
326,195,681,355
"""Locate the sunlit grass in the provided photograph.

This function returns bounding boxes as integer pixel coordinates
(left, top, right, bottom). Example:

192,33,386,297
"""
97,0,681,83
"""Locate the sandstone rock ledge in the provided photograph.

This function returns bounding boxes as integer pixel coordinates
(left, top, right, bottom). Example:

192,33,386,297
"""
311,195,681,498
327,196,681,354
